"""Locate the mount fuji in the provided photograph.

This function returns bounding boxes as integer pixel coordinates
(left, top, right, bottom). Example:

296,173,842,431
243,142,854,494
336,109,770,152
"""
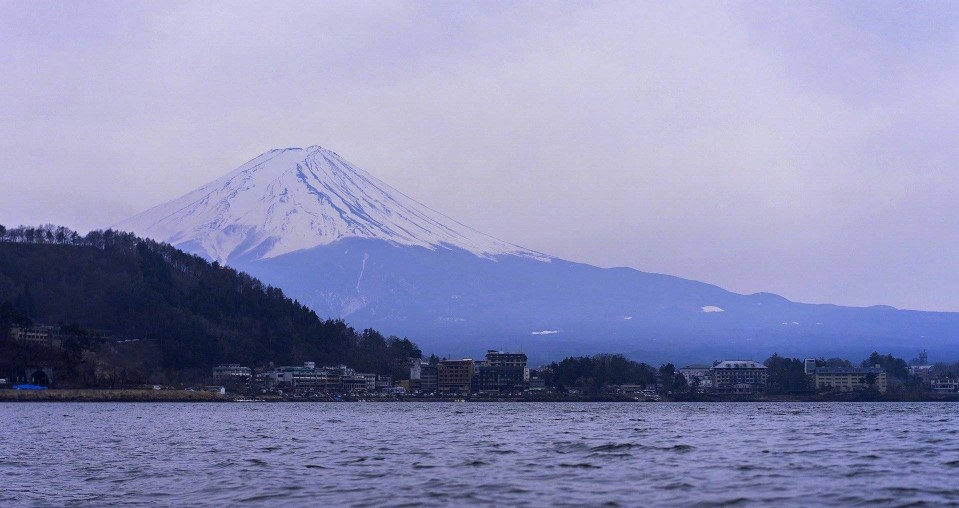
117,146,959,363
118,146,549,265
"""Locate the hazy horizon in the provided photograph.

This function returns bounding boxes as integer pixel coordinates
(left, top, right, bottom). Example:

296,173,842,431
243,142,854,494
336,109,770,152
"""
3,1,959,312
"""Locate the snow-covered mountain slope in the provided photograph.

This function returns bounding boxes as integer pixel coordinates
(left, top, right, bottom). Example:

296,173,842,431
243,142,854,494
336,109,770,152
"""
117,145,959,363
116,146,550,264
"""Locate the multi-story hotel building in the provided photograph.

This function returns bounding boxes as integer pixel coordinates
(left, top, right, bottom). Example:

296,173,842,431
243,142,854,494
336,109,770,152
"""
711,360,768,394
437,359,474,395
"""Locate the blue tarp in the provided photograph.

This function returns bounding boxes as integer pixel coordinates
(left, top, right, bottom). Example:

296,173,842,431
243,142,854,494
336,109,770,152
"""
12,384,48,390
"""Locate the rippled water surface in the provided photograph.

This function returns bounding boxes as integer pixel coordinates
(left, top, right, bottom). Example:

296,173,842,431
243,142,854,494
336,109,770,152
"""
2,402,959,506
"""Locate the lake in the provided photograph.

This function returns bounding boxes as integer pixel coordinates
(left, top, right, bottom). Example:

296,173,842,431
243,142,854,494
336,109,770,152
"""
2,402,958,506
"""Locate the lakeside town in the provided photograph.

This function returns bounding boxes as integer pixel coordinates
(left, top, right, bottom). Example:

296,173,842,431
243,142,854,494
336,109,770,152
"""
3,323,959,402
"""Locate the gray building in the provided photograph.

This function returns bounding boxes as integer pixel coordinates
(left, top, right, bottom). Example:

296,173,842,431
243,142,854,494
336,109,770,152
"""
679,364,712,389
711,360,768,393
473,350,529,394
9,325,68,350
410,360,438,393
213,364,252,384
375,375,393,392
931,377,959,393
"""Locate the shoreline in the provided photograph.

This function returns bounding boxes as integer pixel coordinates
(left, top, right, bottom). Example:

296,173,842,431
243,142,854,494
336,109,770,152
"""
0,389,230,402
2,389,958,403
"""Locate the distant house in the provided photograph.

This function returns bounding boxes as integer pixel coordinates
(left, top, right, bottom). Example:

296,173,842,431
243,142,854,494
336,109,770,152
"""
711,360,768,394
617,384,646,394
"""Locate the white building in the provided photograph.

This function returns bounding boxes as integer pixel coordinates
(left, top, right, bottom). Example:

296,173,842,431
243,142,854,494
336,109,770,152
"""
679,364,712,389
213,364,252,383
931,378,959,393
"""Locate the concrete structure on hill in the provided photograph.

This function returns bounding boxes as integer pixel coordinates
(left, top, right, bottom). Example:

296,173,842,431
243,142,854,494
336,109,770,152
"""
711,360,768,394
20,366,55,387
9,325,68,350
9,324,114,351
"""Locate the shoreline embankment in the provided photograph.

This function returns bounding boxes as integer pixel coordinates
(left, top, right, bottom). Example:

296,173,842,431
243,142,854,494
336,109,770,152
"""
0,389,230,402
2,389,959,403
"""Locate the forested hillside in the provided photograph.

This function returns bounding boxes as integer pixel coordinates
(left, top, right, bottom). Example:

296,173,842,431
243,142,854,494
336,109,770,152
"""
0,225,420,382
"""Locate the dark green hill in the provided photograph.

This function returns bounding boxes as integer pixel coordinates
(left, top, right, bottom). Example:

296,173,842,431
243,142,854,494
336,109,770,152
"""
0,225,420,384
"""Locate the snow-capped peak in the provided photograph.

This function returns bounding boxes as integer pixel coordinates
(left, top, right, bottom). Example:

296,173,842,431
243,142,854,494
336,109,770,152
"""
115,146,551,263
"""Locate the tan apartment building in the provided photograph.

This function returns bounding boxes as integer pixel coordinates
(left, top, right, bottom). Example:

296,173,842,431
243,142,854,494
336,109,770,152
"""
437,359,474,395
813,367,887,393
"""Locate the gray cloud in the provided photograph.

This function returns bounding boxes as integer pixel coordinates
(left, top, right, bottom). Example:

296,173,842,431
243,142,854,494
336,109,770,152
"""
1,0,958,311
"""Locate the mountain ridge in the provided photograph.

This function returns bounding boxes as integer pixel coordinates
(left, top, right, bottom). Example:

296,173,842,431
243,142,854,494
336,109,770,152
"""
0,225,423,384
115,145,959,363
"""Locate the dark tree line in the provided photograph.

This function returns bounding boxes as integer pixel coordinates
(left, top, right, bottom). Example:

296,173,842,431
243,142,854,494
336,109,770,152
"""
861,351,910,380
543,354,657,394
764,354,812,393
931,361,959,378
0,224,421,383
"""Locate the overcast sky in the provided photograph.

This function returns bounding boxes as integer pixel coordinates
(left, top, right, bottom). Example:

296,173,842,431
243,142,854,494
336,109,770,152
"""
2,1,958,311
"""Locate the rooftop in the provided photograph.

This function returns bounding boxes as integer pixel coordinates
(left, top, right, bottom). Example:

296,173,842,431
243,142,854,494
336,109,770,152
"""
712,360,767,370
814,367,884,375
